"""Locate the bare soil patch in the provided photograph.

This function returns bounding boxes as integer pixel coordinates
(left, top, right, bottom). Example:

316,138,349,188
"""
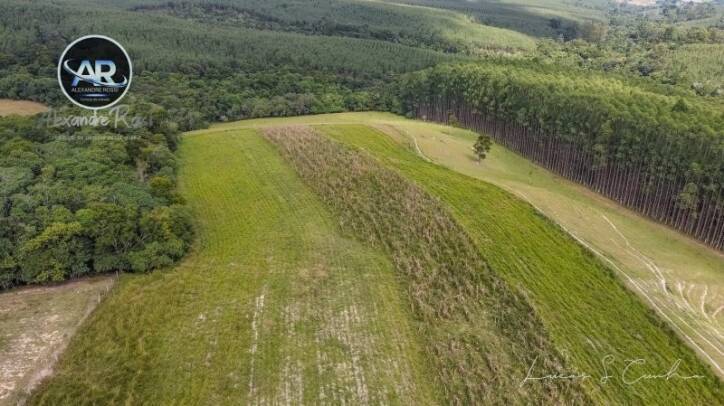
0,277,114,405
0,100,48,117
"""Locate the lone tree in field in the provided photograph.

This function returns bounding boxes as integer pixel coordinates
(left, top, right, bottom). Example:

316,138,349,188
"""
448,113,461,128
473,134,492,162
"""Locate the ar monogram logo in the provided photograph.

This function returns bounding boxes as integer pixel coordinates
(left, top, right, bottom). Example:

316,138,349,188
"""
58,35,132,110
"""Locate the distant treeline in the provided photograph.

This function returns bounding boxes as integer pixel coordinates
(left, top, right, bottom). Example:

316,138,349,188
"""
0,0,452,289
0,0,451,123
395,63,724,250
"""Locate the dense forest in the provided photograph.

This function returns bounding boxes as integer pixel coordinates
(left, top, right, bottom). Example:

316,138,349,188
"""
0,107,193,288
0,0,461,288
394,62,724,249
1,0,723,288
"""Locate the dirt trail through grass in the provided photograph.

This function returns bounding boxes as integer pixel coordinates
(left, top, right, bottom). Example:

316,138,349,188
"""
30,130,437,404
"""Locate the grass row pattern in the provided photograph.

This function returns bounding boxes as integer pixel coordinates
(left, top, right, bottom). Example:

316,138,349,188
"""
30,130,438,404
263,125,588,404
320,124,722,404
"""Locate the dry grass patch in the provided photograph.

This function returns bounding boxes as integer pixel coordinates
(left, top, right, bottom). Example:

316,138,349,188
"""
0,100,47,117
0,277,114,405
263,125,588,404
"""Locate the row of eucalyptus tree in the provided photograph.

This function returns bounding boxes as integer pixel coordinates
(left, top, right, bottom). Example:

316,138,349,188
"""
396,63,724,250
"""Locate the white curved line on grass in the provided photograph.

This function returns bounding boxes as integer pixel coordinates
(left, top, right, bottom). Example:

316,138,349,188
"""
514,191,722,376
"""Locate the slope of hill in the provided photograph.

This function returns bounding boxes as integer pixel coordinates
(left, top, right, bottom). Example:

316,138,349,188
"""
30,129,440,404
382,0,608,38
320,123,721,403
200,111,724,380
1,0,722,403
263,125,588,403
373,115,724,376
30,115,721,404
122,0,536,52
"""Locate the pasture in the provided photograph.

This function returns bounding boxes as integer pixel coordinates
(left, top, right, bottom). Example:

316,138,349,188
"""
322,123,721,403
28,114,722,404
30,129,438,404
205,112,723,379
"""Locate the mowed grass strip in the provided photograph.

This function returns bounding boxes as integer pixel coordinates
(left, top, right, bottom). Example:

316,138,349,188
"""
263,126,589,404
320,124,722,404
30,130,438,404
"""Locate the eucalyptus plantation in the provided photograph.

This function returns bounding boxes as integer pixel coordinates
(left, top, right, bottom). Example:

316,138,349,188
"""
396,63,724,250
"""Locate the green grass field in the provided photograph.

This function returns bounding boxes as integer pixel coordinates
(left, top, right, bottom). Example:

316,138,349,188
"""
198,113,724,379
262,125,588,403
320,124,720,403
30,130,439,404
30,114,722,404
373,117,724,376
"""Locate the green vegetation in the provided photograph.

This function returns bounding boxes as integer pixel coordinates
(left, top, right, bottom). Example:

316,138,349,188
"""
26,112,723,403
320,123,722,404
661,43,724,96
264,126,586,403
0,0,453,123
473,133,492,161
385,0,608,38
533,0,724,95
31,129,439,404
0,0,720,401
376,114,724,374
0,112,193,289
126,0,536,53
193,112,724,378
394,62,724,249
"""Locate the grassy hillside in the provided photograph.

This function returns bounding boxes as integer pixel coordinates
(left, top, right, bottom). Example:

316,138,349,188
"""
200,112,724,376
29,115,722,403
320,124,721,403
31,130,439,404
383,0,608,38
377,117,724,373
263,126,587,403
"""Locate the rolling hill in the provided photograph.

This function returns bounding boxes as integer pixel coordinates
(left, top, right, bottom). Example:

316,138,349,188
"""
0,0,722,403
29,115,721,404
